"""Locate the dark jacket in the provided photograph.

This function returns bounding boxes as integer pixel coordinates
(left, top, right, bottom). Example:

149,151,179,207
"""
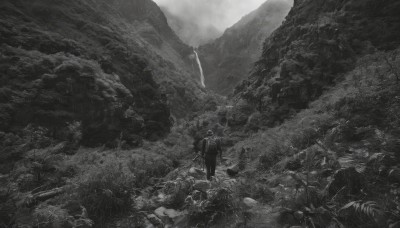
201,136,222,157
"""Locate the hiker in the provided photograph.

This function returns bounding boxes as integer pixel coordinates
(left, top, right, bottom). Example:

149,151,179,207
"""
201,130,222,180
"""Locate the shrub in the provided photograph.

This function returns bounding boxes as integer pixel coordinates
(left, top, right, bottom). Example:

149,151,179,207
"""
187,187,242,227
289,127,319,150
339,200,385,227
22,124,52,149
33,204,71,228
76,163,134,225
258,138,290,170
65,121,82,150
128,156,173,188
33,204,94,228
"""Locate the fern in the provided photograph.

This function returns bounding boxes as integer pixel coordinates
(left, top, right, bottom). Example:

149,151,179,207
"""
340,200,382,219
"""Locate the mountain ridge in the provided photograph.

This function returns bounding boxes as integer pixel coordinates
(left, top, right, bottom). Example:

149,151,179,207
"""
199,0,293,95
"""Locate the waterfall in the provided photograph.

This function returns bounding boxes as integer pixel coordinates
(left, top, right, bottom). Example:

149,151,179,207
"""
193,50,206,88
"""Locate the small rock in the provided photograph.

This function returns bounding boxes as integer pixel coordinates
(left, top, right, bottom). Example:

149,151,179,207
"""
154,206,167,219
293,211,304,220
134,196,148,210
188,167,205,179
193,180,211,192
147,214,163,227
62,201,87,218
243,197,258,208
164,209,181,220
227,163,240,176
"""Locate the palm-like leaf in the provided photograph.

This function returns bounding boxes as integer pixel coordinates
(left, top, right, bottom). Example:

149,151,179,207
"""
340,200,382,219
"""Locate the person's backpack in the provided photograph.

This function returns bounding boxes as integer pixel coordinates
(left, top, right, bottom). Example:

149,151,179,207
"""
205,137,218,154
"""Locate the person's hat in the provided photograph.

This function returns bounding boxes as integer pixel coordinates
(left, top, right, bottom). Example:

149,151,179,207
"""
207,130,213,136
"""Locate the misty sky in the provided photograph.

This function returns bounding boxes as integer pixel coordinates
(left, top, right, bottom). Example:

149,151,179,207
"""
153,0,267,46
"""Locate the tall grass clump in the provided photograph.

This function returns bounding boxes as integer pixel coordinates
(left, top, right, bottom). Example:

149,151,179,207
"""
76,163,135,225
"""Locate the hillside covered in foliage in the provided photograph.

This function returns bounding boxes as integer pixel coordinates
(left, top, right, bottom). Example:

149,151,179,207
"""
1,0,400,227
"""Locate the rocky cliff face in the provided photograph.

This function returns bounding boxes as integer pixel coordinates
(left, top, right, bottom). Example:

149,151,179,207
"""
233,0,400,126
200,0,293,95
0,0,206,147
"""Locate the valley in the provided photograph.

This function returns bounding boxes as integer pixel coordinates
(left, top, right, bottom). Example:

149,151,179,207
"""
1,0,400,228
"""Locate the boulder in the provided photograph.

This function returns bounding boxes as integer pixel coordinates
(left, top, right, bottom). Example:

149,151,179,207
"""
227,163,240,176
188,167,205,179
328,167,364,196
164,209,188,224
193,180,211,192
243,197,258,208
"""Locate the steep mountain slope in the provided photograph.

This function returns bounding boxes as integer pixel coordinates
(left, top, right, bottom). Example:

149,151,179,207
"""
233,0,400,126
0,0,206,149
199,0,293,95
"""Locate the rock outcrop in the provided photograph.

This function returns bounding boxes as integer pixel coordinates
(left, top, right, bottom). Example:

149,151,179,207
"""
200,0,293,95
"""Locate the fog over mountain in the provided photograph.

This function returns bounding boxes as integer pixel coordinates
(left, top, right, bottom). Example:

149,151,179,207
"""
153,0,266,46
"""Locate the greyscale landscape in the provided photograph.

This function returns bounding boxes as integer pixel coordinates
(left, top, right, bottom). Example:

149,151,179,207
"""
1,0,400,227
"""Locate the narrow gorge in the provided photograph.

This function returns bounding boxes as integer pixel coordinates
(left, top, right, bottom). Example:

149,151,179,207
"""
1,0,400,228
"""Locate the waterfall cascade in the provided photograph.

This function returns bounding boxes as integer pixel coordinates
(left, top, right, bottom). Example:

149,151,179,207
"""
193,50,205,88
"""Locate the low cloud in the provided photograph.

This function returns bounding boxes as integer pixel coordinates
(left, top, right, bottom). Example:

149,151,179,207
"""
154,0,269,46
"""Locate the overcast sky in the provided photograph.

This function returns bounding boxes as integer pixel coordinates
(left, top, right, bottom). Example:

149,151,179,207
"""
153,0,267,46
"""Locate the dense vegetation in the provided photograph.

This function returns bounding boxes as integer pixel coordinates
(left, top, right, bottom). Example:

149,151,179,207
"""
1,0,400,227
